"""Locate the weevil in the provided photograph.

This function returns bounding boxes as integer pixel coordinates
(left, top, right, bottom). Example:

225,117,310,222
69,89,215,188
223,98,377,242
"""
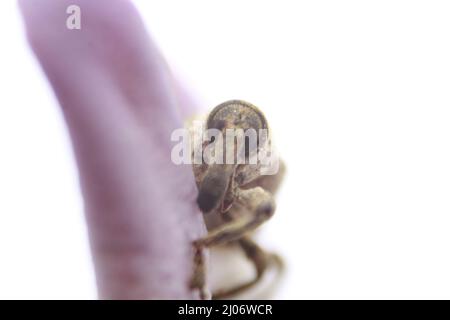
189,100,285,299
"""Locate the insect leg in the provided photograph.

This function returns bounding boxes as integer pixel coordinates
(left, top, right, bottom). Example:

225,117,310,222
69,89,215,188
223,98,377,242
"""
194,187,275,247
242,159,286,195
212,236,284,299
189,245,210,300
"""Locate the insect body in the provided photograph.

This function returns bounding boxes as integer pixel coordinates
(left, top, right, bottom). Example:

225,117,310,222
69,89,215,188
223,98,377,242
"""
189,100,285,299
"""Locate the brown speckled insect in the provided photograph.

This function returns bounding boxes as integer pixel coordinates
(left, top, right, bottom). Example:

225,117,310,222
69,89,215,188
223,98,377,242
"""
189,100,285,299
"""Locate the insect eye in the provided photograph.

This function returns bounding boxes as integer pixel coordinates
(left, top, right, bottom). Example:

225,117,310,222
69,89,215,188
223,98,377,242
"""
206,100,268,133
206,100,269,157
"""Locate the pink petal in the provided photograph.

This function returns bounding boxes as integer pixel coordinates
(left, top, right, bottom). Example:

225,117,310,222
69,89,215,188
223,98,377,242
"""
19,0,206,299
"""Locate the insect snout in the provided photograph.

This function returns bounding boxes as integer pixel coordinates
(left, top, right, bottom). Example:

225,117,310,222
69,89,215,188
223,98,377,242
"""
196,164,234,213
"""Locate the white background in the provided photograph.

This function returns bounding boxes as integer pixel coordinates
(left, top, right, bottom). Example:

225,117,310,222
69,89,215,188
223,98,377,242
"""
1,0,450,299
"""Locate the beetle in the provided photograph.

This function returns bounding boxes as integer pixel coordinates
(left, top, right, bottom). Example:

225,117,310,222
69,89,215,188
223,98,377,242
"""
188,100,285,299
